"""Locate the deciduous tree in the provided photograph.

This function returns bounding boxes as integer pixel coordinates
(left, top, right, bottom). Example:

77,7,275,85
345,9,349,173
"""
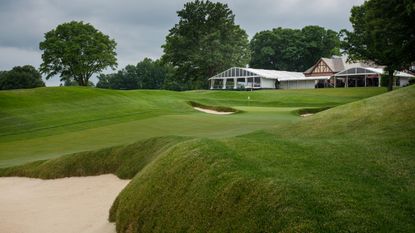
162,0,250,89
341,0,415,91
39,21,117,86
250,26,340,71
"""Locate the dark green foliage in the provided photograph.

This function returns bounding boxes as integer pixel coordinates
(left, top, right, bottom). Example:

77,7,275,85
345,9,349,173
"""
63,79,94,87
96,58,175,90
39,21,117,86
0,65,45,90
380,75,390,87
341,0,415,91
250,26,340,71
162,0,250,89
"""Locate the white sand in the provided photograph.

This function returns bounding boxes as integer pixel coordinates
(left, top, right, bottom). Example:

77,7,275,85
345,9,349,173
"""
193,107,234,115
0,174,129,233
300,113,314,117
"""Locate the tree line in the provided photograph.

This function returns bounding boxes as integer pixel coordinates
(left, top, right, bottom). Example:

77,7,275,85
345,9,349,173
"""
0,65,44,90
1,0,413,91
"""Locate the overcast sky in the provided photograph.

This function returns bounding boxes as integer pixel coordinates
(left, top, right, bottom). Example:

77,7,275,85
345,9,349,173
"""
0,0,365,86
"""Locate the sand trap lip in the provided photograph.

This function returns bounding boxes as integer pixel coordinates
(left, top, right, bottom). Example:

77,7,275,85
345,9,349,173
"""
193,107,235,115
300,113,314,117
0,174,129,233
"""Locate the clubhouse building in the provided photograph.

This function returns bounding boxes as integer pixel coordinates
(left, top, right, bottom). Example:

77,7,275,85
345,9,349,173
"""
209,56,414,90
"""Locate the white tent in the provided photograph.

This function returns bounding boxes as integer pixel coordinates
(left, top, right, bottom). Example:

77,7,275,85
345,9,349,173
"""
209,67,329,90
334,67,414,87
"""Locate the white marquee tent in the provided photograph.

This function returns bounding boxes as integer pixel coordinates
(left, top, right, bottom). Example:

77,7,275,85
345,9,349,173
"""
209,67,329,90
333,67,414,87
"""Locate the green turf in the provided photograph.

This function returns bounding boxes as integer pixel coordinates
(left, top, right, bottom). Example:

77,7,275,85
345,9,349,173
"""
1,86,413,232
0,136,188,179
109,86,415,232
1,86,412,232
0,86,384,167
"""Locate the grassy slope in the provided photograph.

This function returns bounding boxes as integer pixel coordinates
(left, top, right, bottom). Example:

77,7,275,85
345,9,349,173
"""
108,86,414,232
1,86,413,232
0,87,383,167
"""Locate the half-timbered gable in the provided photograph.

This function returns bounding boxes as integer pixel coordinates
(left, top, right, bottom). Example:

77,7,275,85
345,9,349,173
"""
312,60,333,73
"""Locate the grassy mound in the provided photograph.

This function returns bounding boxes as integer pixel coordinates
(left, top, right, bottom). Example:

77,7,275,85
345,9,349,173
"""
110,139,292,232
106,86,415,232
279,85,415,138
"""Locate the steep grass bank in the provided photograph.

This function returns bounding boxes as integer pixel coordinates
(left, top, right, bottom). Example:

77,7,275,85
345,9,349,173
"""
0,136,187,179
271,85,415,138
108,135,414,232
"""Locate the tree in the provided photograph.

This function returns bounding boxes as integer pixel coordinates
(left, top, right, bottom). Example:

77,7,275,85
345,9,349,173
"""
0,65,45,90
136,58,172,89
63,78,94,87
250,26,340,71
39,21,117,86
301,26,341,70
96,65,140,90
341,0,415,91
96,58,175,90
162,0,250,89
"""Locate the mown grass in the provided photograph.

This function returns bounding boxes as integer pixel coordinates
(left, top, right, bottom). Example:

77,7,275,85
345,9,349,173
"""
107,86,414,232
0,136,187,179
0,87,383,167
0,86,413,232
296,106,332,115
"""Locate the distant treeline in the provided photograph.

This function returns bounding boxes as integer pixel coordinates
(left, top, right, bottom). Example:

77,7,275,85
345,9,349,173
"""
96,58,182,91
0,65,45,90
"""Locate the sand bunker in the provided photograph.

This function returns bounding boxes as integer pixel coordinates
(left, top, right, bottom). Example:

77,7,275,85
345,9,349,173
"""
0,174,129,233
193,107,234,115
300,113,314,117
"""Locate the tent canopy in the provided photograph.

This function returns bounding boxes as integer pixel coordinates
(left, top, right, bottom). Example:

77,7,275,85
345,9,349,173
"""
335,67,414,78
209,67,330,81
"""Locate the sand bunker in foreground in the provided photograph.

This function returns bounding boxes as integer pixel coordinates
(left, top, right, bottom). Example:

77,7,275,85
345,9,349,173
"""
193,107,234,115
0,174,129,233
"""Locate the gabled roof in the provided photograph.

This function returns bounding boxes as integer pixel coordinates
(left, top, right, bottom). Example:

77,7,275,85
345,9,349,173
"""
304,57,344,74
304,56,376,74
322,57,345,72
